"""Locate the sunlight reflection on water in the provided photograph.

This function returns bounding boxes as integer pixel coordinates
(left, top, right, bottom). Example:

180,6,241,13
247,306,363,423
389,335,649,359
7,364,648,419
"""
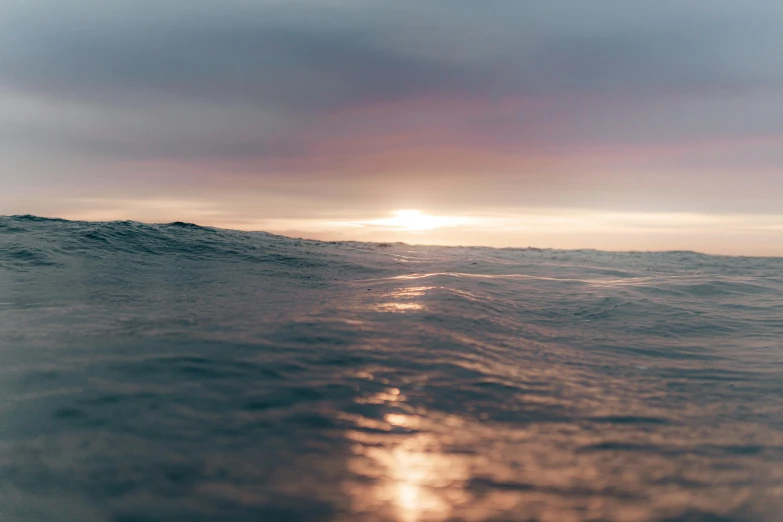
344,388,472,522
373,286,430,313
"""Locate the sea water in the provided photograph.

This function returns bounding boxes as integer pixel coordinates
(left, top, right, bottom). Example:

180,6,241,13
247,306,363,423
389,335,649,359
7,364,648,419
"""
1,215,782,521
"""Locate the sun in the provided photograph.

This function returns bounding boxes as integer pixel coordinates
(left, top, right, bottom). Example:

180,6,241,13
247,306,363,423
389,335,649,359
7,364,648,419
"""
368,210,465,231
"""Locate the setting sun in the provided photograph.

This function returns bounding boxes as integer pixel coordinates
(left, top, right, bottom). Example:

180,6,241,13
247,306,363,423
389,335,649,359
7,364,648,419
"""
362,210,468,231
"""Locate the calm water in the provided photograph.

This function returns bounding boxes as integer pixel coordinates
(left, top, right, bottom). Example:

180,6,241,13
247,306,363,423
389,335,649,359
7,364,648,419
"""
1,215,783,521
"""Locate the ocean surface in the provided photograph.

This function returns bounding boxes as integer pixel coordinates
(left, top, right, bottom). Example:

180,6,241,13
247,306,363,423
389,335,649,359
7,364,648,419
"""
1,215,783,522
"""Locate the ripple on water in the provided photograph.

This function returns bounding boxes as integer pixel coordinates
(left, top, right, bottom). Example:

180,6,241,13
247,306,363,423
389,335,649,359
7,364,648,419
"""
1,216,783,521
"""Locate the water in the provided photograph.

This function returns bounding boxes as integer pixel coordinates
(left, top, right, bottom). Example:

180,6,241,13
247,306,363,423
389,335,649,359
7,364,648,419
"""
1,215,783,522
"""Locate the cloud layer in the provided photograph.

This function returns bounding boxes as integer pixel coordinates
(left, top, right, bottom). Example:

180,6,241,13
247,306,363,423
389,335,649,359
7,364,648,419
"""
1,0,782,252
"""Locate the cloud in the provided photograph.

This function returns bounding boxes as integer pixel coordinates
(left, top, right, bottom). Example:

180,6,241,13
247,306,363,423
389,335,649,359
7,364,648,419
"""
0,1,469,110
3,1,782,109
1,0,782,242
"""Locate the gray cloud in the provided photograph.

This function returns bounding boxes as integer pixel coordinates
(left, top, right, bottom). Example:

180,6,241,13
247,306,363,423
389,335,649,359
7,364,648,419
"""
3,0,782,109
0,1,471,110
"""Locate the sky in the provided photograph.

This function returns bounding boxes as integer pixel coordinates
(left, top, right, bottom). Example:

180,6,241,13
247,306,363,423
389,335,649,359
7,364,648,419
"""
1,0,782,255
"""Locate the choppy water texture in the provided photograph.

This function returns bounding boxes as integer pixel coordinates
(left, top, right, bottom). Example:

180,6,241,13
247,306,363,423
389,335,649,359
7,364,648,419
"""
2,215,783,522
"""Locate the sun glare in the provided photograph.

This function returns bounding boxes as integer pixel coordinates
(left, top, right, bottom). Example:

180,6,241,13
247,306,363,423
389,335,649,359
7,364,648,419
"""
365,210,466,231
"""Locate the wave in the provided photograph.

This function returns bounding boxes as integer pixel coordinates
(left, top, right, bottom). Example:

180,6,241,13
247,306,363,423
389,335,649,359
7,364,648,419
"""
2,215,783,521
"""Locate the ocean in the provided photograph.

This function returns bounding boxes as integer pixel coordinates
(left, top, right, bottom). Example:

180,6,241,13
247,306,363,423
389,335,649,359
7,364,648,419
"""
1,215,782,521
